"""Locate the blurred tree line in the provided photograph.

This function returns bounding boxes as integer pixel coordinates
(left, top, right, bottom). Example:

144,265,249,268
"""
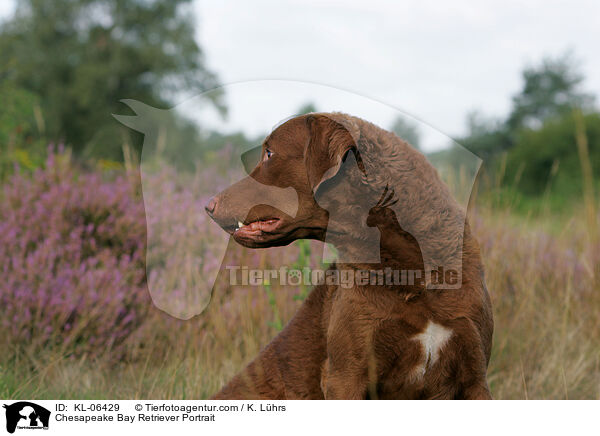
0,0,241,175
1,1,598,210
431,52,599,211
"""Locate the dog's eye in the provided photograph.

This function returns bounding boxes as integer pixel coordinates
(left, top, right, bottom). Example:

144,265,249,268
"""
264,149,273,160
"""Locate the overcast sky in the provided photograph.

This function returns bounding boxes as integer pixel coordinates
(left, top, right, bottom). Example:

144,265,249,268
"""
2,1,600,151
194,0,600,150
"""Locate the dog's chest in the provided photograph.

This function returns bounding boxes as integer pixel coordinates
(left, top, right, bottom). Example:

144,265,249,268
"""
409,321,453,380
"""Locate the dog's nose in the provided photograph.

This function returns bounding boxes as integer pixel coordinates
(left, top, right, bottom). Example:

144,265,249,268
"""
205,196,218,216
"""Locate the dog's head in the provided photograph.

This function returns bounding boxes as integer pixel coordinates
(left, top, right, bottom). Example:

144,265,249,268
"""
205,113,362,248
206,112,469,287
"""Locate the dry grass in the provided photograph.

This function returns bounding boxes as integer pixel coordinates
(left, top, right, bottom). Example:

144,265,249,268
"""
475,208,600,399
2,203,599,400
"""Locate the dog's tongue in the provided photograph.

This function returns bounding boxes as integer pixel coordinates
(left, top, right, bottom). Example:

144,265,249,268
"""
236,218,280,235
247,219,278,232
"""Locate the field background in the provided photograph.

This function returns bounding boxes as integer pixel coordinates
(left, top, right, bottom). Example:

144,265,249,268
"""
2,153,599,400
1,0,600,400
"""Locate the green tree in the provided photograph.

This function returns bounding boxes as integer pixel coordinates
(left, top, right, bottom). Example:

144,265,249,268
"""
505,112,600,198
507,53,595,131
0,82,48,177
450,53,596,191
0,0,224,160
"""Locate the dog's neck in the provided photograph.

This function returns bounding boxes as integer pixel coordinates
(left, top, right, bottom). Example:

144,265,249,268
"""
331,218,427,296
331,203,424,265
377,226,425,272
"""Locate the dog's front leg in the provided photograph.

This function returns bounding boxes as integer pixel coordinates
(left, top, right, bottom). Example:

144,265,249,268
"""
211,343,286,400
321,297,377,400
460,382,493,400
212,285,329,400
321,357,369,399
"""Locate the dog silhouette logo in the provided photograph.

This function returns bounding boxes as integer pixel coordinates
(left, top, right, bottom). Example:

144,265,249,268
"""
3,402,50,433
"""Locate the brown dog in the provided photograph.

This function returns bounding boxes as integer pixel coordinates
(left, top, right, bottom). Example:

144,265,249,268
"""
205,113,493,399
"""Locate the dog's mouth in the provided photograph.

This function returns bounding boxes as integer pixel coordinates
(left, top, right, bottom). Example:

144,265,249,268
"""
225,218,283,242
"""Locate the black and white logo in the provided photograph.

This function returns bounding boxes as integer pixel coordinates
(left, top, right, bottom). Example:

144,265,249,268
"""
3,402,50,433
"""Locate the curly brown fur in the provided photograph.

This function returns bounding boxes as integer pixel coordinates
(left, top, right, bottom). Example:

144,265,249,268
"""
206,113,493,399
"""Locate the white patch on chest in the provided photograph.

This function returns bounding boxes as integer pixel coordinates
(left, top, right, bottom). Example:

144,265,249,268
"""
410,321,453,380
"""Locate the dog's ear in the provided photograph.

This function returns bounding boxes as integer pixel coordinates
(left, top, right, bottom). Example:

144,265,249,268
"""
304,114,361,195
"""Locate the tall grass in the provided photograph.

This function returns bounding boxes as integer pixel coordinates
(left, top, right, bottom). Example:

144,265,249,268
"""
473,209,600,399
0,149,599,399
